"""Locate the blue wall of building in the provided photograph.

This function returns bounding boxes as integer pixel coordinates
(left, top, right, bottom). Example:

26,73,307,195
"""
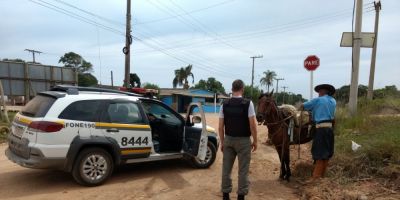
192,97,205,103
190,89,214,95
161,96,173,107
161,89,222,113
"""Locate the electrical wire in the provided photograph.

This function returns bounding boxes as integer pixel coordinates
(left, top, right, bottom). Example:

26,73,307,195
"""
135,0,236,25
133,5,372,54
28,0,246,79
51,0,125,27
29,0,125,36
147,0,254,55
134,29,246,78
166,0,254,55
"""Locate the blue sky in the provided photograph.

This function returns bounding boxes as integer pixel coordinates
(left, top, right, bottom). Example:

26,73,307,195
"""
0,0,399,98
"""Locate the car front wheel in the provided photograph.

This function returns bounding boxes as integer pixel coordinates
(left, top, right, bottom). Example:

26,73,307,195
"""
191,141,217,168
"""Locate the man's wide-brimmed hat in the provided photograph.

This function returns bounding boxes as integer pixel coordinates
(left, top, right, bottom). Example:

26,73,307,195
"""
314,84,335,96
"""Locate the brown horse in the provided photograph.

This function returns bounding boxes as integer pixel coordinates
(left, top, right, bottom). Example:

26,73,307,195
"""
256,91,312,181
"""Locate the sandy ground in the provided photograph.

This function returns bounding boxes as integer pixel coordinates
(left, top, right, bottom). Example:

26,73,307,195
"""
0,114,299,200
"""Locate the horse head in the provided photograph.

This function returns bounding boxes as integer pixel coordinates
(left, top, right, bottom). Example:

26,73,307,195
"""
256,90,277,125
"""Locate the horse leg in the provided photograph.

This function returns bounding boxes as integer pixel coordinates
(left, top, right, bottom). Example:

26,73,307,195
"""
284,145,291,182
275,146,285,180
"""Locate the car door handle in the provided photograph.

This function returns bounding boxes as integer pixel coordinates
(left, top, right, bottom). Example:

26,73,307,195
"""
106,128,119,133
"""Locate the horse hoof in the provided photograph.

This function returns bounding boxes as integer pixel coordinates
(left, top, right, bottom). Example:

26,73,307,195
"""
279,175,285,180
285,176,291,182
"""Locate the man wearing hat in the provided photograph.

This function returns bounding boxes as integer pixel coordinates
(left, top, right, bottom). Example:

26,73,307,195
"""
301,84,336,180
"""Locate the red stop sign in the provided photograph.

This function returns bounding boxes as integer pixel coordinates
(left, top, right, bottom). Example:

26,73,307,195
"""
304,55,320,71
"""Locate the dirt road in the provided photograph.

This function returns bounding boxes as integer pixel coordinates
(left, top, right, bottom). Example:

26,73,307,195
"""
0,114,298,200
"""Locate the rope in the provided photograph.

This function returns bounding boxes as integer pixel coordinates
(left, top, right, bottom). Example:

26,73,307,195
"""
298,110,303,159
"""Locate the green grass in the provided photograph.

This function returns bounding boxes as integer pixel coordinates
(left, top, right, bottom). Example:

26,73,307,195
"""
330,98,400,184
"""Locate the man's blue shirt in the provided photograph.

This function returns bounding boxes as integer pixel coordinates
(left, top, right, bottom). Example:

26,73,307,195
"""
303,95,336,123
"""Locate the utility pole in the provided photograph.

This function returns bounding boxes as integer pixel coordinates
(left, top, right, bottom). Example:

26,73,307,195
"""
282,86,288,104
24,49,42,63
367,0,381,100
250,55,263,97
349,0,363,115
275,78,284,93
123,0,132,88
111,70,114,88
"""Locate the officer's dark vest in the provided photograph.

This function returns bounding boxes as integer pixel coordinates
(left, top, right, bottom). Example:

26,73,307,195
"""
223,97,251,137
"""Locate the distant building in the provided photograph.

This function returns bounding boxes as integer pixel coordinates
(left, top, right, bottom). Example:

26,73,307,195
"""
160,88,229,113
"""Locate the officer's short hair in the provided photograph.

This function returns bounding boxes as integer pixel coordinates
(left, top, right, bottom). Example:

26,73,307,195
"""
232,79,244,92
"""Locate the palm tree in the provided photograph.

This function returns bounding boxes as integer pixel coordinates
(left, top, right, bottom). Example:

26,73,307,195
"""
260,70,277,92
173,64,194,89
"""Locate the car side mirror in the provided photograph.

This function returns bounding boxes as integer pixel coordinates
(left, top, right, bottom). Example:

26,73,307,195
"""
192,116,202,124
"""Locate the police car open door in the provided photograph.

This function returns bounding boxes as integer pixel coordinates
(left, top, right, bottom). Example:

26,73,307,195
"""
184,103,208,161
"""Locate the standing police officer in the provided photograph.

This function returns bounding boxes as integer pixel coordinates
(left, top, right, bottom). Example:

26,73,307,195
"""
301,84,336,180
219,79,258,200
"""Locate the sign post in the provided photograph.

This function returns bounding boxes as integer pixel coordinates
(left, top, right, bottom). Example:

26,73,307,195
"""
304,55,320,100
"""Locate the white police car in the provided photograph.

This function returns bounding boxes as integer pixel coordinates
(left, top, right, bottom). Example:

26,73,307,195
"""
6,85,218,186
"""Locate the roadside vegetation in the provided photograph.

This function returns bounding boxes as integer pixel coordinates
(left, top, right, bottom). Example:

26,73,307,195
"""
295,97,400,199
0,111,16,143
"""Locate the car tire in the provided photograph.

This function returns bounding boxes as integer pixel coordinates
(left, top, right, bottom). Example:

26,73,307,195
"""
191,141,217,169
72,148,114,186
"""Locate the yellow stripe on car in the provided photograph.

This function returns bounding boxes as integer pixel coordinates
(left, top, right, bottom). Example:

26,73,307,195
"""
207,127,216,133
15,113,32,125
95,122,150,130
55,120,65,125
121,148,151,155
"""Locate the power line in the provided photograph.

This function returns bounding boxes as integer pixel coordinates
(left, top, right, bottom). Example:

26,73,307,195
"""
135,0,236,25
134,11,353,54
133,25,246,78
132,35,244,79
133,6,372,54
51,0,125,27
166,0,254,55
135,33,246,79
24,49,42,63
29,0,125,36
147,0,254,55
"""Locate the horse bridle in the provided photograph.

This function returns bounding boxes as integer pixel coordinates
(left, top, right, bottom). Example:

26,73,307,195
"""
259,96,292,136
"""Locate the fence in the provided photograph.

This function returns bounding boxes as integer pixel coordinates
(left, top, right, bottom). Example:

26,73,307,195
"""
0,61,78,103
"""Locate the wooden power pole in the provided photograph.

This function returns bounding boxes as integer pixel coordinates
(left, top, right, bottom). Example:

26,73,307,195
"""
250,55,263,97
24,49,42,63
123,0,132,88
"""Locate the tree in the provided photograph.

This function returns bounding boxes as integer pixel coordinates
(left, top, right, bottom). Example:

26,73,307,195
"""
193,77,225,94
2,58,25,62
129,73,141,88
260,70,277,92
78,73,98,87
373,85,399,99
243,85,262,104
143,83,160,90
59,52,93,73
275,92,306,105
335,85,368,103
173,64,194,89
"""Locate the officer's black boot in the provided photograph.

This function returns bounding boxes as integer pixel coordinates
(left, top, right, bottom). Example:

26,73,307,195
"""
223,193,230,200
237,194,245,200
